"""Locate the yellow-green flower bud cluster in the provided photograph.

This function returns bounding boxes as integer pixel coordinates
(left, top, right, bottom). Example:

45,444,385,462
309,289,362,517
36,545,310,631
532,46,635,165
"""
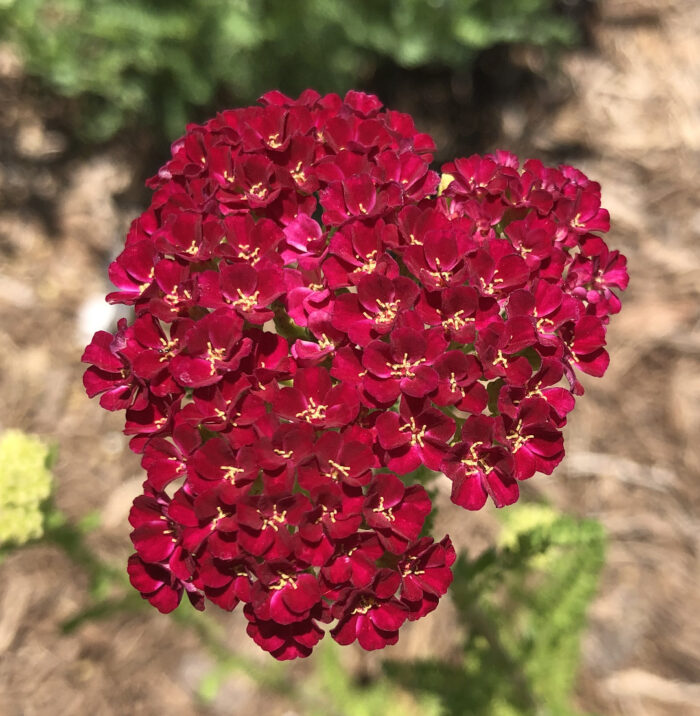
0,430,53,546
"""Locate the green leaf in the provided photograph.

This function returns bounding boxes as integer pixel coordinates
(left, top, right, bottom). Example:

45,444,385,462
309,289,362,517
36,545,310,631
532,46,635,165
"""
386,504,605,716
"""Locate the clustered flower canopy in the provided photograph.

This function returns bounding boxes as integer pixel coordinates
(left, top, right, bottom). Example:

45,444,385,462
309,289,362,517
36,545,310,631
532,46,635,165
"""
0,430,53,546
82,89,627,659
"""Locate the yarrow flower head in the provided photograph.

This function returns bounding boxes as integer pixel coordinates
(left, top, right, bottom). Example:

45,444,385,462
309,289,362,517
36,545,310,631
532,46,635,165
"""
82,89,627,659
0,430,53,546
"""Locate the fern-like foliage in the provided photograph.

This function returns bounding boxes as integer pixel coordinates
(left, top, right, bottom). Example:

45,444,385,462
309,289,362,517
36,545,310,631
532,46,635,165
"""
0,0,578,140
384,505,606,716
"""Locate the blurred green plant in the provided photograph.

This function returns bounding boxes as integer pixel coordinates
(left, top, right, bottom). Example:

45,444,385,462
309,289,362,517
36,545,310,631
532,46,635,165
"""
197,638,443,716
384,504,606,715
0,0,578,141
0,429,54,549
305,640,442,716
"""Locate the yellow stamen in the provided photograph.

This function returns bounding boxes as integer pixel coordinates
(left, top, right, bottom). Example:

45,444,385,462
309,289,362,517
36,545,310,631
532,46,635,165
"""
399,417,427,448
459,441,493,476
352,596,375,615
270,573,297,590
326,459,351,481
296,397,328,423
221,465,243,484
442,310,473,333
249,182,268,200
402,556,426,577
211,505,227,531
317,334,334,350
353,249,378,276
480,278,495,295
390,353,425,379
291,161,306,185
267,133,282,149
507,420,528,452
536,317,554,333
494,350,508,368
206,342,227,375
164,288,192,307
427,257,453,284
158,337,179,362
237,244,261,264
363,298,400,325
373,495,396,522
262,508,287,532
232,289,259,312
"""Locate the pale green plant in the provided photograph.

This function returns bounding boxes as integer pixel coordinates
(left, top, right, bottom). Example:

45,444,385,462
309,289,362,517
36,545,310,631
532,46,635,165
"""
0,429,53,547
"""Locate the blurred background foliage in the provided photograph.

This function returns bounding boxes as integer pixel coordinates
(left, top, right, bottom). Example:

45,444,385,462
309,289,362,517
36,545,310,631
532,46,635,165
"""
0,0,580,142
385,505,605,716
0,430,54,549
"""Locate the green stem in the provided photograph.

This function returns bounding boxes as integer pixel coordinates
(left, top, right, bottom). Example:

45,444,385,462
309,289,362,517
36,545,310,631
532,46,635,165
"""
272,305,308,341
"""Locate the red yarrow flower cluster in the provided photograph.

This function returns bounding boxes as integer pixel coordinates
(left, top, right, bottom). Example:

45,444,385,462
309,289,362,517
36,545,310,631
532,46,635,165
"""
82,89,627,659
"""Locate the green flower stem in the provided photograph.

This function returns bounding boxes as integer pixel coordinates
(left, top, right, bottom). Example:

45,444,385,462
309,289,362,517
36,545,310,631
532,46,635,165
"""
272,305,308,342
